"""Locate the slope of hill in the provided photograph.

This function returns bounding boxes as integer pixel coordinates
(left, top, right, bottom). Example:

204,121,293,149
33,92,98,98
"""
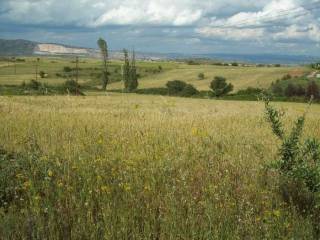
0,39,37,56
0,39,97,57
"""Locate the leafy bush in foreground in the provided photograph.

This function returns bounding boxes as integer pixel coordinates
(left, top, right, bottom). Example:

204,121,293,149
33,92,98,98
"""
264,98,320,237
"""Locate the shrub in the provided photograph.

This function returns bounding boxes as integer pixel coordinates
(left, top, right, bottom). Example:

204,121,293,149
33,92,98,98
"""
210,76,233,97
166,80,187,95
39,71,46,78
63,66,72,73
135,88,168,96
198,73,205,80
306,81,319,99
63,80,82,95
311,63,320,70
281,74,292,81
264,98,320,236
285,83,297,97
180,84,199,97
271,82,283,96
24,80,41,90
236,87,263,95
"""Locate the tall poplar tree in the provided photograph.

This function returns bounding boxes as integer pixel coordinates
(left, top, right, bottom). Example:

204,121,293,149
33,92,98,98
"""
123,49,130,91
128,50,138,91
122,49,138,92
97,38,109,90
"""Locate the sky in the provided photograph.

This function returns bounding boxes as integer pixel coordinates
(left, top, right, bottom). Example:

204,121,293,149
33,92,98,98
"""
1,0,320,55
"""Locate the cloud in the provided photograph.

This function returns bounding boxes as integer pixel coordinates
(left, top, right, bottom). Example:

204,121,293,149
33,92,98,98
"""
91,2,202,27
273,24,320,42
0,0,275,27
197,27,265,41
1,0,320,55
196,0,320,43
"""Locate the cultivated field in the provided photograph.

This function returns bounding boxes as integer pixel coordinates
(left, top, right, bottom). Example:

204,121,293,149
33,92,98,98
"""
1,94,319,238
0,57,308,92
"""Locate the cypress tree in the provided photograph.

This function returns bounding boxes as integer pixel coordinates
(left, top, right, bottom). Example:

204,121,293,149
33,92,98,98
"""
123,49,130,91
128,50,138,92
97,38,109,91
123,49,139,92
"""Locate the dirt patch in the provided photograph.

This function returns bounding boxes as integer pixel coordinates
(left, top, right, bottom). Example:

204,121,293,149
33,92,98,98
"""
289,69,307,77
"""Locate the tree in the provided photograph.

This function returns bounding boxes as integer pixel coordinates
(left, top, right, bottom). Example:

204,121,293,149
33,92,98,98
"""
306,81,320,99
210,76,233,97
39,71,46,78
198,73,205,80
295,85,306,96
180,84,199,97
271,82,283,96
123,49,130,91
63,66,72,73
122,49,139,92
97,38,109,91
166,80,187,95
284,83,297,97
128,50,138,92
35,58,40,81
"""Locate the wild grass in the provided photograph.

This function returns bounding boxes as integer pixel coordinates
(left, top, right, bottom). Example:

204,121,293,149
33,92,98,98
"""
0,57,307,93
108,64,307,92
1,94,319,239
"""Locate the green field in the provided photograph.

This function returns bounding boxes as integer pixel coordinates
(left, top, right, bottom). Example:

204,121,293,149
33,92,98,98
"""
1,57,319,239
1,94,319,238
0,57,308,92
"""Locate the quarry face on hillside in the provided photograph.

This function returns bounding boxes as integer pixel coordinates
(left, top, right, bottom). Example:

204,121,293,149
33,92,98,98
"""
34,44,92,55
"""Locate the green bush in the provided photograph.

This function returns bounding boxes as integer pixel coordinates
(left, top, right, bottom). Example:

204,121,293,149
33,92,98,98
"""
135,88,168,96
236,87,263,95
264,98,320,237
198,73,205,80
63,66,72,73
306,81,320,99
166,80,187,95
210,76,234,97
180,84,199,97
24,80,42,90
39,71,46,78
63,80,82,95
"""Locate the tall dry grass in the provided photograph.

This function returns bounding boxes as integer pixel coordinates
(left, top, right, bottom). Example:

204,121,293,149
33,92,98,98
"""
0,94,319,239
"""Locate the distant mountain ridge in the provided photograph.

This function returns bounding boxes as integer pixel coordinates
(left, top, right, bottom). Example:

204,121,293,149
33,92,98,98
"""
0,39,38,56
0,39,165,60
0,38,319,64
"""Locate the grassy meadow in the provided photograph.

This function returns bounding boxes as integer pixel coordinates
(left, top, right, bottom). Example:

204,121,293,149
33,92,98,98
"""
0,57,308,92
1,94,320,239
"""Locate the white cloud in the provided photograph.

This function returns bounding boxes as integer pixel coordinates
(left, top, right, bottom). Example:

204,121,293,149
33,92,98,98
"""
0,0,275,27
196,0,320,43
273,24,320,42
1,0,320,54
91,1,202,26
197,27,265,41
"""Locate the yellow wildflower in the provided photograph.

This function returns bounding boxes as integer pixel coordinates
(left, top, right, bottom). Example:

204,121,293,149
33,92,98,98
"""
23,180,31,190
47,170,53,177
273,210,281,218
